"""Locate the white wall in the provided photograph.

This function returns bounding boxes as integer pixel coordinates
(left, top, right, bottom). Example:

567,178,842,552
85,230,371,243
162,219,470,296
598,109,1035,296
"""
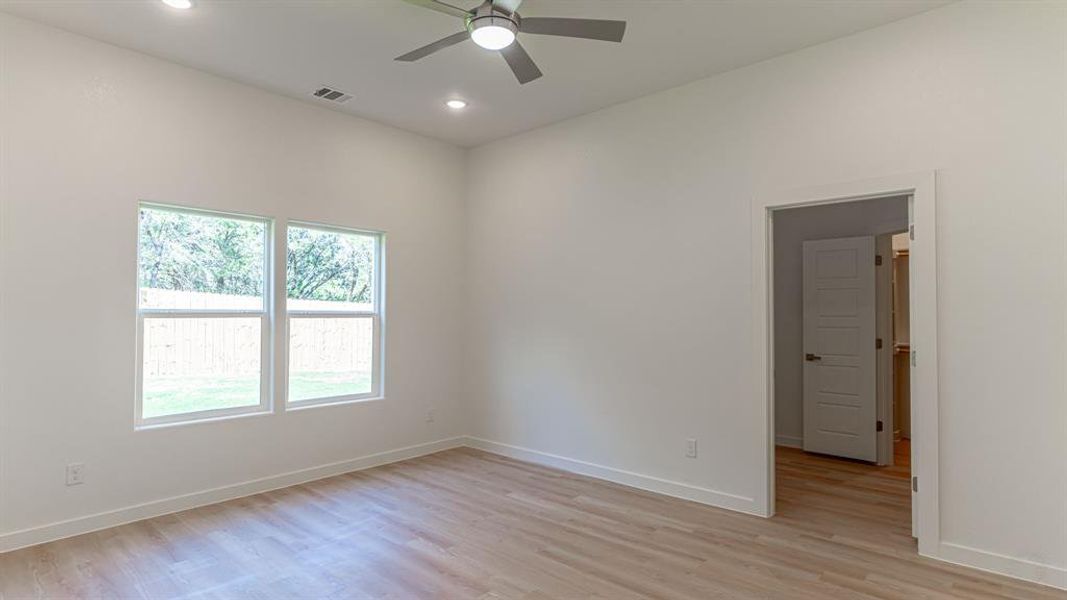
0,13,466,542
465,0,1066,586
2,0,1065,589
773,196,908,447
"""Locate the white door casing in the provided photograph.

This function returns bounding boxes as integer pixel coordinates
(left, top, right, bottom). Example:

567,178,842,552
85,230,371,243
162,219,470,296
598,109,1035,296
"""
802,236,877,462
754,172,939,559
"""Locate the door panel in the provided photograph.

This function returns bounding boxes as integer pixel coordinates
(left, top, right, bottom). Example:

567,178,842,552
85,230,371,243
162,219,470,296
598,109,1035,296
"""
817,328,859,355
802,236,877,462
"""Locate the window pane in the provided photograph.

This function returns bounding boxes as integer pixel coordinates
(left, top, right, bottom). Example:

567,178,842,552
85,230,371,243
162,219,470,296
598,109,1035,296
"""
287,226,375,312
288,317,373,402
142,317,261,418
139,207,266,310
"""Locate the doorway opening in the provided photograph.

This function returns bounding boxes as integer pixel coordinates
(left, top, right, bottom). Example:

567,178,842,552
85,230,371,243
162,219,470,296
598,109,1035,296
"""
751,172,940,558
771,195,913,542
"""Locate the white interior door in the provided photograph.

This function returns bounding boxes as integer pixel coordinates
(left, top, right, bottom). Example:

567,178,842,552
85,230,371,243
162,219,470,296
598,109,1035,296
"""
802,236,877,462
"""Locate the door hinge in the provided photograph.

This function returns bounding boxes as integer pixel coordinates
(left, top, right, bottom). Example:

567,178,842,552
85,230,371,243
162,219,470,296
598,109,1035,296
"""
875,254,883,266
909,224,915,241
912,476,918,492
876,337,883,349
911,350,917,367
876,420,884,432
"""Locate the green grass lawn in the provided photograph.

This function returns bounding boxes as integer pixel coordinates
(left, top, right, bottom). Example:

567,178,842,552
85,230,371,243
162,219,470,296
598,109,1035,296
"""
143,371,372,418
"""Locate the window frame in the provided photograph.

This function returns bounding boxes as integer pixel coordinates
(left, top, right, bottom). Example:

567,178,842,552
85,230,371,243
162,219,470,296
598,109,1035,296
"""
284,221,385,409
134,203,274,429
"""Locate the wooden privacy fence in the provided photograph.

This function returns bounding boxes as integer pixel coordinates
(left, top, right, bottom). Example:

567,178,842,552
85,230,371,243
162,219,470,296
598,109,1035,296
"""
142,316,373,377
289,317,373,374
143,318,260,377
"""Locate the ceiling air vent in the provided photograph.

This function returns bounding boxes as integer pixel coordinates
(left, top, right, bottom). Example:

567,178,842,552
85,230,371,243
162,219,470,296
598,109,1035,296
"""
311,86,352,104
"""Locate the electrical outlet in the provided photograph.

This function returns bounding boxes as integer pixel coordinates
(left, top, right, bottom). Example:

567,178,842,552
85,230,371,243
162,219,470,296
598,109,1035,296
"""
685,439,697,458
425,409,435,423
66,463,85,486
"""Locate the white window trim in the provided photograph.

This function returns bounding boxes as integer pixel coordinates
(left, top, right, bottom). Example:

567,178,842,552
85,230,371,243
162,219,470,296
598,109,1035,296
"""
135,203,274,429
283,221,385,409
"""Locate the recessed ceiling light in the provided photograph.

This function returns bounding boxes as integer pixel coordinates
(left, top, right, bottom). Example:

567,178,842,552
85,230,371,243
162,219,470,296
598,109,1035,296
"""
446,99,468,110
161,0,193,9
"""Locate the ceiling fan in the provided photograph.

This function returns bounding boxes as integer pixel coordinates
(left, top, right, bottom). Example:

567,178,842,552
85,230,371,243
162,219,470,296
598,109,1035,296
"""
395,0,627,84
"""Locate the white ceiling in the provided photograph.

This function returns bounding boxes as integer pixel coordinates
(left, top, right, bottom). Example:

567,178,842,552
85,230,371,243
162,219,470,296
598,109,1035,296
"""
0,0,948,146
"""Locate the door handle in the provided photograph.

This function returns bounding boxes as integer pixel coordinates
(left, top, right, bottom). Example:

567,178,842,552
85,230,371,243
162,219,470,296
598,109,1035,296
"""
805,353,822,362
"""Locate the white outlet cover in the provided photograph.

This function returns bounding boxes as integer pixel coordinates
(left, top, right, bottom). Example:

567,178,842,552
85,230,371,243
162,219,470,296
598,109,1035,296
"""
685,439,697,458
66,463,86,486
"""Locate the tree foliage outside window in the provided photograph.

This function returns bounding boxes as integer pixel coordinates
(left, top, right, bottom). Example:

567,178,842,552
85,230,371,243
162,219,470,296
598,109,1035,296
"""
138,209,374,308
138,207,265,301
286,226,375,306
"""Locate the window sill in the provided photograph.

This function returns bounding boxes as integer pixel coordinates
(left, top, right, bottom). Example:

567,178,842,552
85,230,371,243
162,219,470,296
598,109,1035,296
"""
135,407,272,431
286,395,385,412
134,395,385,429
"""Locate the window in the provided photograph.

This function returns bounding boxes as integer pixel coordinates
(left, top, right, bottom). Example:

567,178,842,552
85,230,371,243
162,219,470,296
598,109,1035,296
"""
135,205,383,425
136,205,271,425
286,224,383,406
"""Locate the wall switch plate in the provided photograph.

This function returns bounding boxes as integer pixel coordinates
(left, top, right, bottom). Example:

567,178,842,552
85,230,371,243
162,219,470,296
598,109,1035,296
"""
425,409,435,423
685,439,697,458
66,463,85,486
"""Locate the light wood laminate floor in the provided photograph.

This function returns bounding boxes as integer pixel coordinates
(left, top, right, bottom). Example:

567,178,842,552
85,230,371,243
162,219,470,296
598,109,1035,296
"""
1,445,1062,599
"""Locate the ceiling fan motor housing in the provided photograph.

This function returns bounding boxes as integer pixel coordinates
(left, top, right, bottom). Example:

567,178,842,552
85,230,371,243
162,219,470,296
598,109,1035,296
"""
466,3,519,40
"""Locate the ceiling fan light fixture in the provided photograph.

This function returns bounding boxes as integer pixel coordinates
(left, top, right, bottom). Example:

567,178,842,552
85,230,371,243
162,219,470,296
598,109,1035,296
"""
469,16,517,51
397,0,627,85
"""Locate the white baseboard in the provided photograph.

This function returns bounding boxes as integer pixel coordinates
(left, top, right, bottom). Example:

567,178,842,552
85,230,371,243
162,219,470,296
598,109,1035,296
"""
775,434,803,449
935,542,1067,591
464,436,759,515
0,436,466,554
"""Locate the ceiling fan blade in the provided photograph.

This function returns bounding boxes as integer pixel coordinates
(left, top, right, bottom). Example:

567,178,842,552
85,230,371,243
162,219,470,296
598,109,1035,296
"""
491,0,523,15
500,40,542,84
519,17,626,42
395,31,470,62
400,0,471,20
